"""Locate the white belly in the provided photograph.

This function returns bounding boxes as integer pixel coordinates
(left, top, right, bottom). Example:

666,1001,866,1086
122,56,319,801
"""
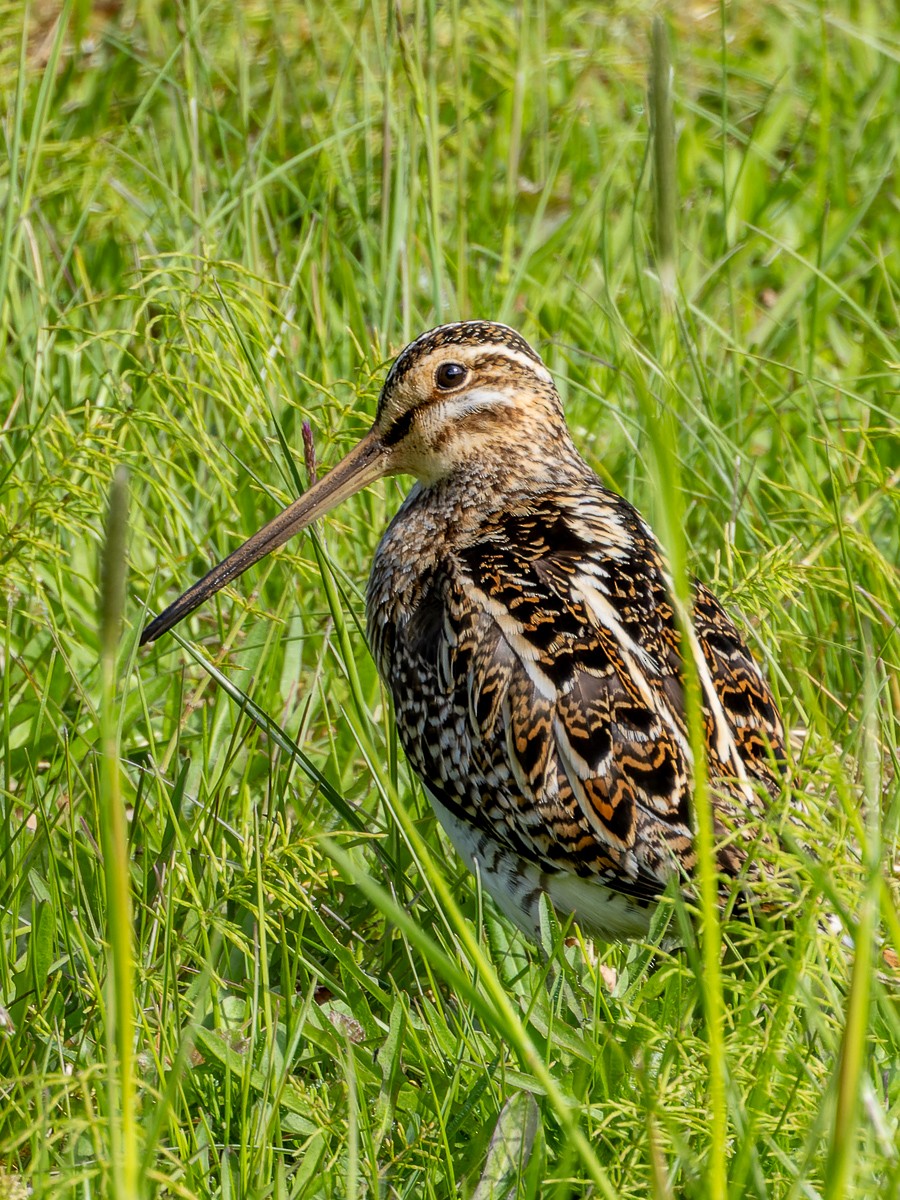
428,791,655,942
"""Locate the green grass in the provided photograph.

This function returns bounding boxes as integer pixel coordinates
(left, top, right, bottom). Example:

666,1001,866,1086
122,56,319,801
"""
1,1,899,1196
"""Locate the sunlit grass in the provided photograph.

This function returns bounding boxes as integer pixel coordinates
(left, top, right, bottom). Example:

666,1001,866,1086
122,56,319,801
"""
1,2,898,1197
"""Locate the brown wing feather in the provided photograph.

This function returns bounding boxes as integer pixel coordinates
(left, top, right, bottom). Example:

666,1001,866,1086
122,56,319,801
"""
378,484,784,903
693,582,786,783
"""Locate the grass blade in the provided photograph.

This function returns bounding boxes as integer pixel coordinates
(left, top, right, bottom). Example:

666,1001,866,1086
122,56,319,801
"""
99,466,139,1199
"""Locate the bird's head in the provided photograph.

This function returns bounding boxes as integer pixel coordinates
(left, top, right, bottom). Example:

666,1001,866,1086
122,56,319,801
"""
370,321,564,483
141,321,570,644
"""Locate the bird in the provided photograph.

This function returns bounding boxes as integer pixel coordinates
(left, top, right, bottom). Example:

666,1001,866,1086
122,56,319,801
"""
141,321,787,942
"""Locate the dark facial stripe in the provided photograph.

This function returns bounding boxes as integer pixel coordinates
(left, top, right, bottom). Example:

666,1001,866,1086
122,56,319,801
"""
382,407,415,446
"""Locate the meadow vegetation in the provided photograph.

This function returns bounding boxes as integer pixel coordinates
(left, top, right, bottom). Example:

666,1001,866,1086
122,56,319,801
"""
1,1,898,1196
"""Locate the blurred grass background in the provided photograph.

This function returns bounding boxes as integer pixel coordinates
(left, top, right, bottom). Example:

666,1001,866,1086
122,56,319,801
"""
1,1,898,1197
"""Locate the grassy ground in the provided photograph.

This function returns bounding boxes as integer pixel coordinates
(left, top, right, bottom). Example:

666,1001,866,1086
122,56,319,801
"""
1,1,899,1196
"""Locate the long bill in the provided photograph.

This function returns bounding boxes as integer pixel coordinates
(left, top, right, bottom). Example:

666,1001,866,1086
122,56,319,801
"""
140,428,389,645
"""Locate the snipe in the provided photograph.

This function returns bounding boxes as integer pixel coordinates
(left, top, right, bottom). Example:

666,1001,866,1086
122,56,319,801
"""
142,322,786,940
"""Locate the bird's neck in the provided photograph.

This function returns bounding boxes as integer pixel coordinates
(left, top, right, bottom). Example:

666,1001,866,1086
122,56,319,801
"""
411,435,591,521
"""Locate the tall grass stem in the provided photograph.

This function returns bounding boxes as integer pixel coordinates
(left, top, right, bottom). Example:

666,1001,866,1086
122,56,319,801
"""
99,467,139,1200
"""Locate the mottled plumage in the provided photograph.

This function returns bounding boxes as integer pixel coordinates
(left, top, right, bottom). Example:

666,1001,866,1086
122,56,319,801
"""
142,321,786,941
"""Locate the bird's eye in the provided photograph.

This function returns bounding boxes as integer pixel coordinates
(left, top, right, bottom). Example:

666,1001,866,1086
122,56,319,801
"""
435,361,467,390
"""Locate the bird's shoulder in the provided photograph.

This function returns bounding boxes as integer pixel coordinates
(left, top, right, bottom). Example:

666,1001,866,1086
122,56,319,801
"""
451,484,682,688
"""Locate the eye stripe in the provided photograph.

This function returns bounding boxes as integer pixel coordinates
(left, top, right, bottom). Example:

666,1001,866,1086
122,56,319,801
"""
382,387,515,446
382,408,415,446
438,389,513,418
